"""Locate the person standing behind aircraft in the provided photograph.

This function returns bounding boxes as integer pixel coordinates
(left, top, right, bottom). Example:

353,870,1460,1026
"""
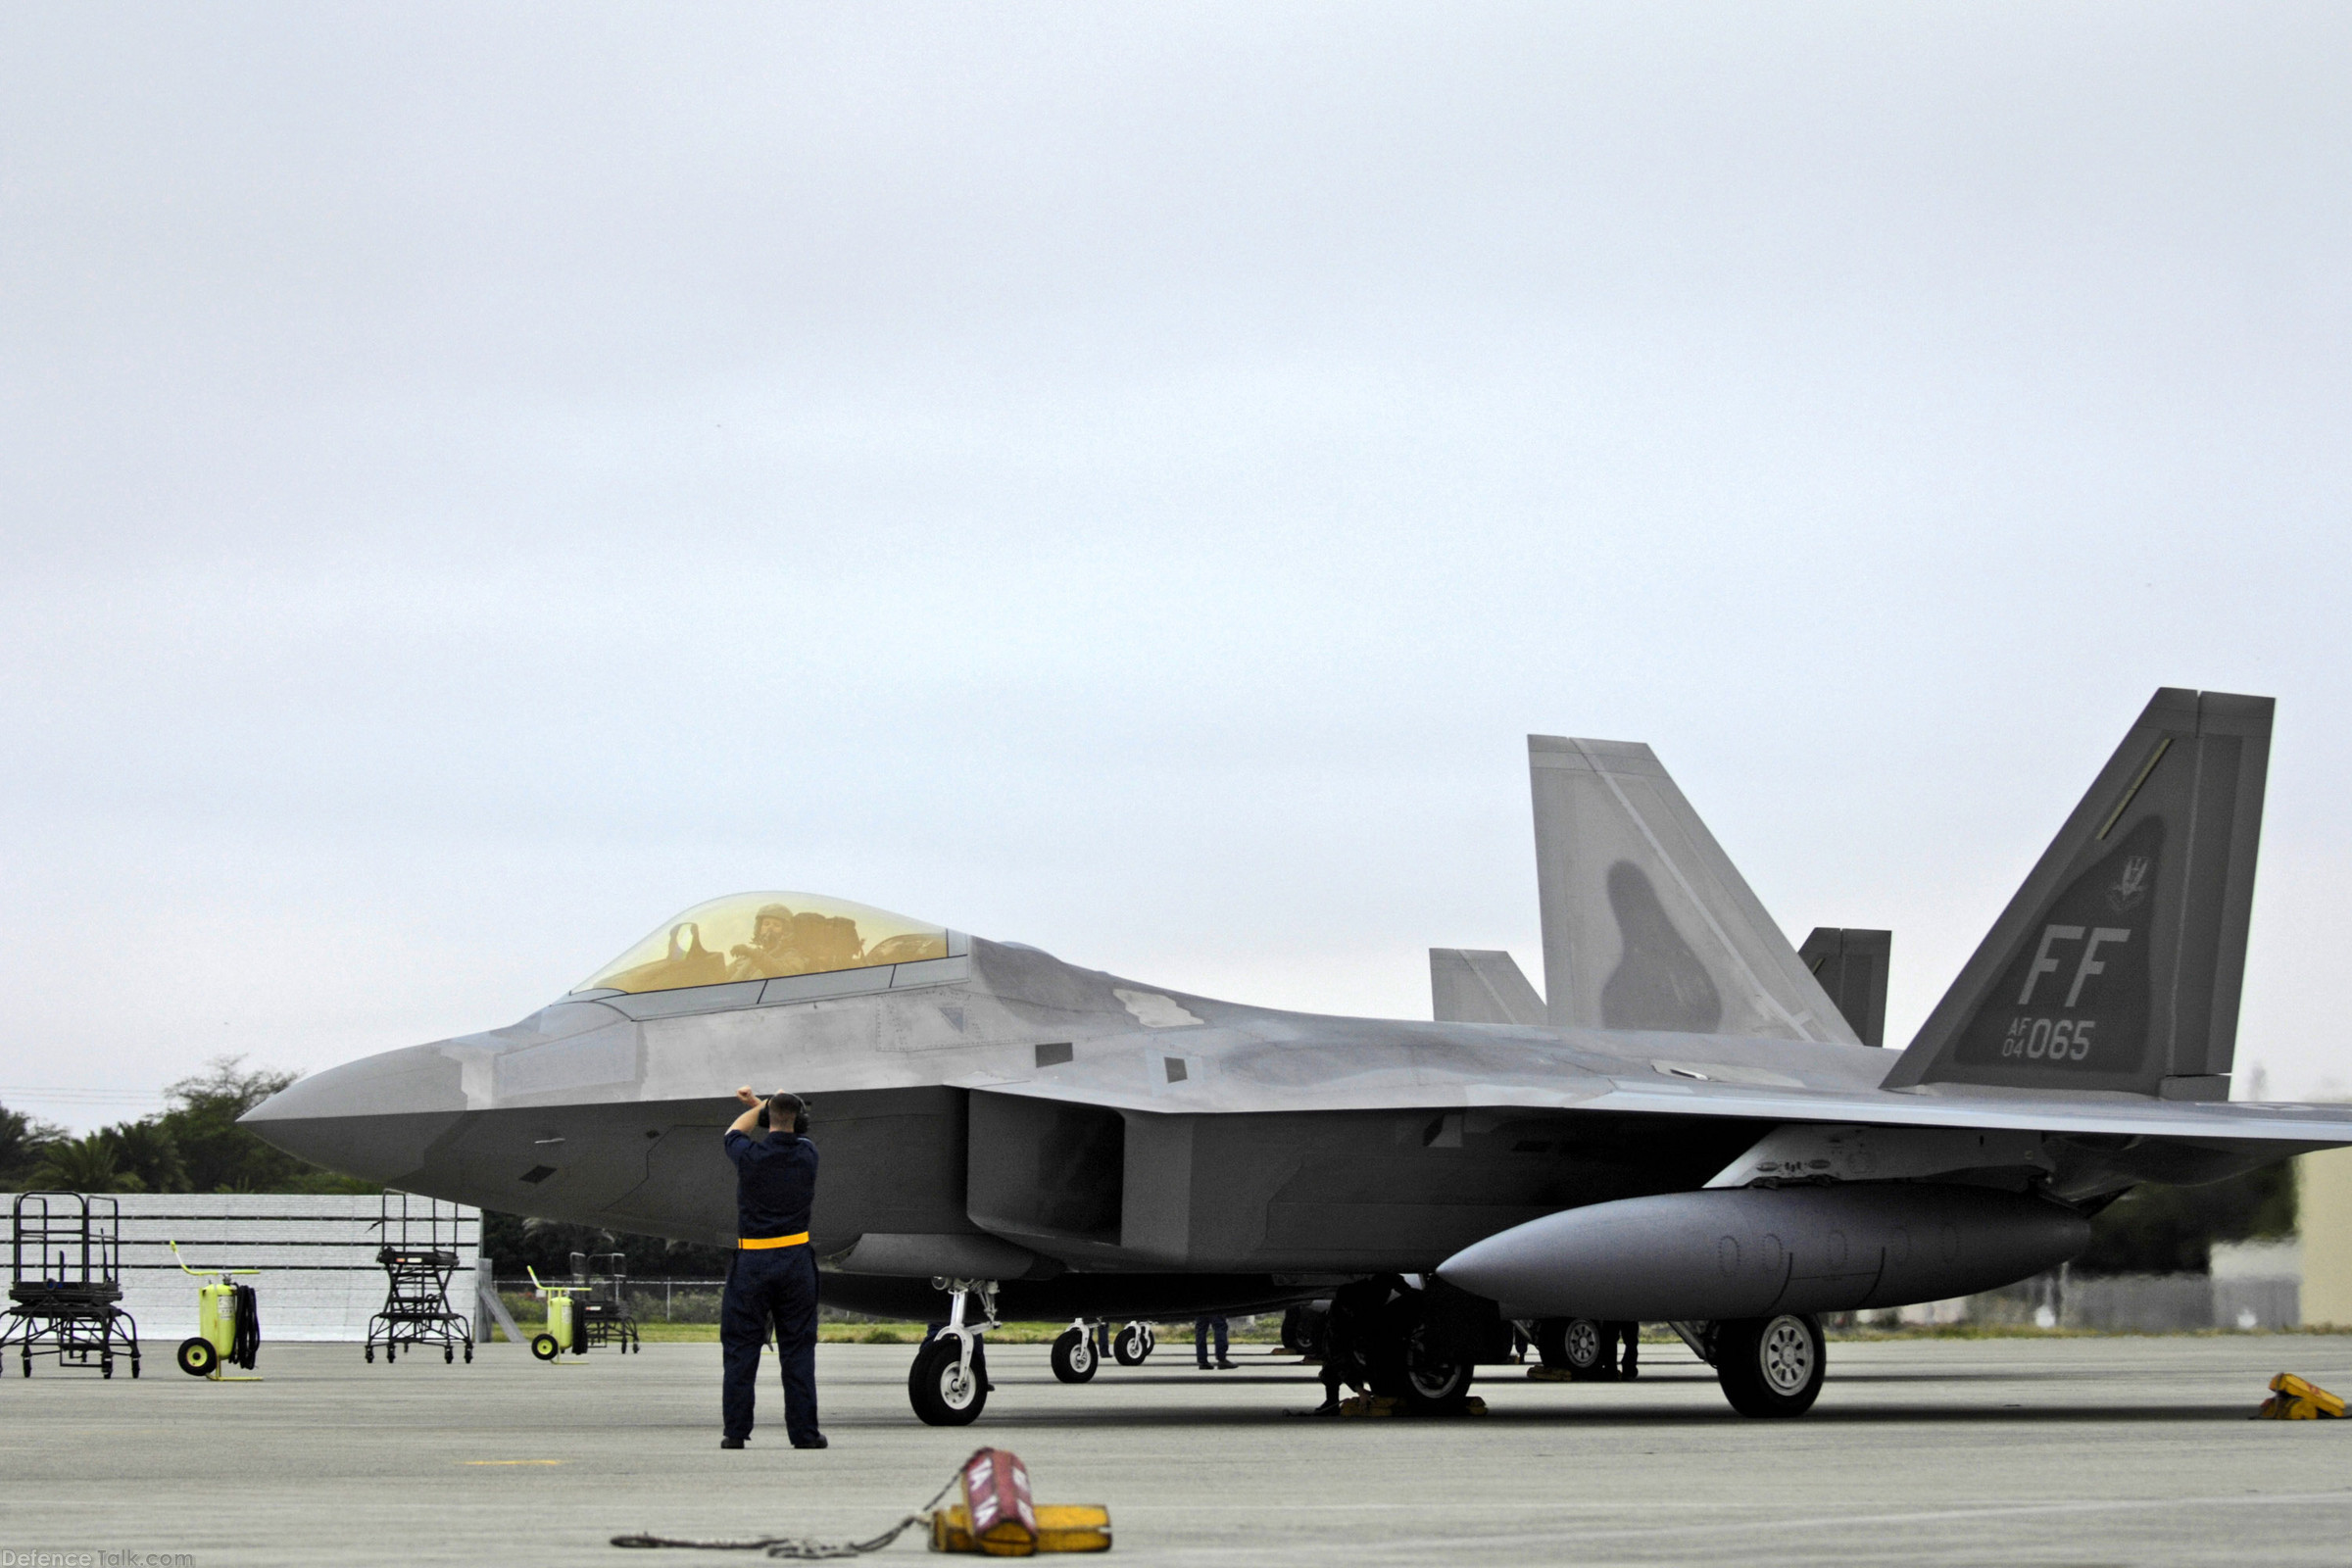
719,1086,825,1450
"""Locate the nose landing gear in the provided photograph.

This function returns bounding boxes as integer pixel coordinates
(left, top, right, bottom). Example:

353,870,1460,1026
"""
908,1278,998,1426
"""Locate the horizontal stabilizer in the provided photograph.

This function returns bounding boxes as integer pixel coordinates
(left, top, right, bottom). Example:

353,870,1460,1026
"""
1530,736,1857,1044
1799,928,1892,1048
1430,949,1545,1027
1882,689,2272,1099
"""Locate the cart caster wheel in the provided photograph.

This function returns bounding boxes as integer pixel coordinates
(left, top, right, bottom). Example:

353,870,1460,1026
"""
531,1334,561,1361
445,1347,454,1363
386,1346,396,1363
130,1357,140,1379
103,1358,114,1379
365,1347,374,1363
465,1345,474,1363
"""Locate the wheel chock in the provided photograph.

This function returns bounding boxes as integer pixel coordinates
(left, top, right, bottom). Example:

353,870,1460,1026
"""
2256,1373,2348,1420
1526,1366,1574,1382
1334,1394,1489,1417
922,1446,1112,1556
930,1504,1111,1554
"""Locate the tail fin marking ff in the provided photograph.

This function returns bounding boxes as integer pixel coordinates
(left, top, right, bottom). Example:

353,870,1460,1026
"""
1530,737,1858,1045
1881,689,2272,1100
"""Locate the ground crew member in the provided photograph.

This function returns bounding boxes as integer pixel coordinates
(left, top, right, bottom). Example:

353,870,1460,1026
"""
720,1085,826,1449
1310,1275,1396,1414
1609,1320,1640,1380
1195,1314,1235,1369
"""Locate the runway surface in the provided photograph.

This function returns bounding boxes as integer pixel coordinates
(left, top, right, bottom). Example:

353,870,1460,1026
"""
5,1335,2350,1566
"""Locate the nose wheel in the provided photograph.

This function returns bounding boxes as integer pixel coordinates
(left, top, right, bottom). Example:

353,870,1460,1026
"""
909,1278,999,1426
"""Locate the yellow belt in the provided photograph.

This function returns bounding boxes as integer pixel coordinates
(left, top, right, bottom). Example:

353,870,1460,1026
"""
738,1232,808,1250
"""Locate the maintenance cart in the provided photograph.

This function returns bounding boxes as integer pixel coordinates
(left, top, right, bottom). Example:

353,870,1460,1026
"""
570,1250,641,1353
527,1264,583,1359
365,1192,473,1365
1,1192,141,1380
169,1240,261,1380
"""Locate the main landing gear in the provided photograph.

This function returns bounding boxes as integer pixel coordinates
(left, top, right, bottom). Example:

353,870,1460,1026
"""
1706,1313,1826,1417
1319,1276,1478,1416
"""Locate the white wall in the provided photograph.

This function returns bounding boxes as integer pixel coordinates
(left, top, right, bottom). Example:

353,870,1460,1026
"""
4,1192,480,1344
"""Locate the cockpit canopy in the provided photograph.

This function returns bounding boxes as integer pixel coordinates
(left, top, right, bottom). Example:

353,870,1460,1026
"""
573,892,951,997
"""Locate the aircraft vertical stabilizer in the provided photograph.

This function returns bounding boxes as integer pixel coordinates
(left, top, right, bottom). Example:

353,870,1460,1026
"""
1799,927,1892,1047
1529,736,1858,1044
1430,949,1545,1027
1881,689,2272,1100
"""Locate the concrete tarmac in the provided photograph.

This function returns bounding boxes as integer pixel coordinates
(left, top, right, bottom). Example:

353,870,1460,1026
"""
5,1335,2352,1566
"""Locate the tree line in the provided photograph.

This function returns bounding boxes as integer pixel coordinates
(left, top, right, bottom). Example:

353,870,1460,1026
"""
0,1058,373,1195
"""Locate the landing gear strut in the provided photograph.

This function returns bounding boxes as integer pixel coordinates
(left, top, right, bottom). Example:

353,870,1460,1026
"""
908,1278,998,1426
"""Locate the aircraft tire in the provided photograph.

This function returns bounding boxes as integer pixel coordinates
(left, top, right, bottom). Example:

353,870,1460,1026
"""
1714,1313,1825,1418
1050,1328,1099,1384
1280,1302,1331,1358
908,1336,988,1425
1564,1318,1611,1379
1533,1317,1612,1377
1112,1322,1151,1366
1369,1292,1471,1415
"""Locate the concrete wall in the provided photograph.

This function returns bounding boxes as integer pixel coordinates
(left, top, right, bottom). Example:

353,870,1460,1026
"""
2298,1150,2352,1328
4,1192,480,1342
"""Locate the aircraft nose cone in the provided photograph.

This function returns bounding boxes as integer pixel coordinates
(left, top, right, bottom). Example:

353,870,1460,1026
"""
240,1044,468,1187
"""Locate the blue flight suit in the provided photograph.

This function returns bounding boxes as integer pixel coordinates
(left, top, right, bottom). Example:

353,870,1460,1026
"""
721,1126,820,1445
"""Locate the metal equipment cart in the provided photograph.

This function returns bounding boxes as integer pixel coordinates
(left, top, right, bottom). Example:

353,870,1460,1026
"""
365,1191,473,1365
1,1192,141,1379
571,1250,641,1353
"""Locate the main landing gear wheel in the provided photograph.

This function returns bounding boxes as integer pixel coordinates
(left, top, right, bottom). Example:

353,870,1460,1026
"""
1715,1313,1826,1418
1535,1317,1608,1377
1112,1322,1152,1366
530,1333,561,1361
1051,1327,1099,1384
176,1338,219,1378
1371,1293,1472,1415
908,1335,988,1426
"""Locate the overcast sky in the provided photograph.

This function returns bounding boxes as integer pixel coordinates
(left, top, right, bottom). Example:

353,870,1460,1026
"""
4,2,2347,1131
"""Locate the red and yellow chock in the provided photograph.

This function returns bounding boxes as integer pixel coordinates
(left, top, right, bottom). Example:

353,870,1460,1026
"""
2255,1372,2347,1420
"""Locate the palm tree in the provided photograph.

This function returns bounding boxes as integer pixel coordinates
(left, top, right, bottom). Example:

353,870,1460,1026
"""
28,1135,144,1194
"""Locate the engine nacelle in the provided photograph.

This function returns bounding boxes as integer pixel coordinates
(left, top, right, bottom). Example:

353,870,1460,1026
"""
1436,1183,2088,1321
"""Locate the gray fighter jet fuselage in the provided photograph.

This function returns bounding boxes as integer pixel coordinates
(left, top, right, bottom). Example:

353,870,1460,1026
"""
246,689,2352,1420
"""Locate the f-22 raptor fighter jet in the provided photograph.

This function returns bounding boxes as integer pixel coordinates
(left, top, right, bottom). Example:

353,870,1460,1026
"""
247,688,2352,1423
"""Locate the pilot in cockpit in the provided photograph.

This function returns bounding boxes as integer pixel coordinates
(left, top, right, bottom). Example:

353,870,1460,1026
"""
727,904,802,981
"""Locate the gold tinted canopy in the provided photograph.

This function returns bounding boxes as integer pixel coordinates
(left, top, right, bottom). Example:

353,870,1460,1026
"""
575,892,950,996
